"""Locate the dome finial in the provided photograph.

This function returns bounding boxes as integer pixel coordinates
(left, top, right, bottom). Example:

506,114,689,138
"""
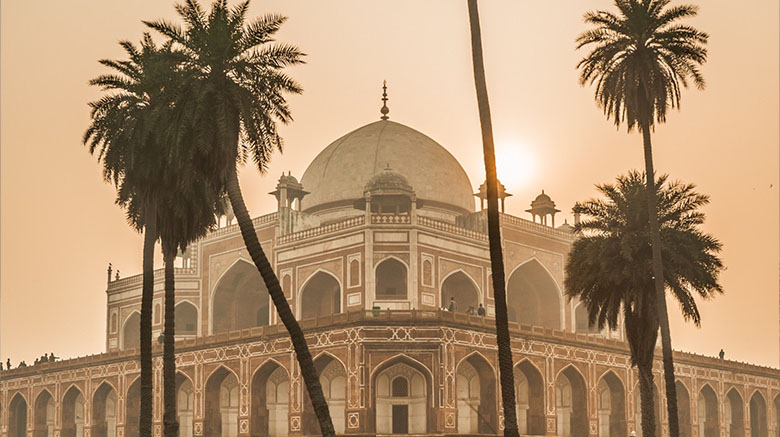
380,80,390,120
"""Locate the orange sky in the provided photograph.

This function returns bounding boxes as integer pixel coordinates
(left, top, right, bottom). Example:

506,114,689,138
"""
1,1,778,367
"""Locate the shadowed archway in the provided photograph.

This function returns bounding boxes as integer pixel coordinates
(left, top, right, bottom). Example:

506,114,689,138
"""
507,260,561,328
176,373,195,437
456,353,497,434
91,383,117,437
62,386,86,437
251,361,289,437
9,393,28,437
299,271,341,320
514,360,545,435
749,391,767,437
302,355,347,435
125,378,141,437
205,367,240,437
372,356,431,435
212,260,270,334
698,384,719,437
597,371,627,437
375,258,408,300
634,382,662,437
442,271,480,314
727,388,746,437
122,312,140,350
33,389,55,437
175,301,198,335
556,366,588,437
676,381,692,437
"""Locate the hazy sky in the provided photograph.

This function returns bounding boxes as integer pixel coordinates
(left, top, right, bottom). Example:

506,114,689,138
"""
2,1,778,367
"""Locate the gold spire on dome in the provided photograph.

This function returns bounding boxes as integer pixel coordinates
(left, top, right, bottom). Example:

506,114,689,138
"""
380,80,389,120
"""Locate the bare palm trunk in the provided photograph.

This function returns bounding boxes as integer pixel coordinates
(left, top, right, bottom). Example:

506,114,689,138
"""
640,117,679,437
226,167,335,437
466,1,519,436
162,245,179,437
638,363,657,437
140,205,157,437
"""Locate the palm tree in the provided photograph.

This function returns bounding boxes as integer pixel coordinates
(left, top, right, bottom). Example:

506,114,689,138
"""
142,180,225,437
144,2,336,434
465,1,519,436
565,171,723,437
575,1,708,435
84,34,182,436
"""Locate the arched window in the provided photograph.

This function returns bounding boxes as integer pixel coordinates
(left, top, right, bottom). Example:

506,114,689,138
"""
422,259,433,287
175,302,198,335
212,261,270,334
506,260,561,328
392,377,409,397
349,259,360,287
299,272,341,320
375,258,407,300
122,312,140,350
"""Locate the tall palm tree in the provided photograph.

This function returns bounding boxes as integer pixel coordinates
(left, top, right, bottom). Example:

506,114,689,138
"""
565,171,723,437
84,34,182,436
466,1,519,436
575,1,708,434
144,2,336,435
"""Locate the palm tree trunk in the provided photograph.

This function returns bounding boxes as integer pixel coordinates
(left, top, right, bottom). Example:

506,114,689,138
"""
640,117,679,437
140,204,157,437
638,363,657,437
226,167,335,437
162,245,179,437
466,1,519,436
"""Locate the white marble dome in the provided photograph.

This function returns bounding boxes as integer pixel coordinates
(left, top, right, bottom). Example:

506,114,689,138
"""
300,120,475,214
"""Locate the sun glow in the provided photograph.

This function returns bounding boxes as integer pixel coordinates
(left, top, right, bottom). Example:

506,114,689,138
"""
494,138,537,191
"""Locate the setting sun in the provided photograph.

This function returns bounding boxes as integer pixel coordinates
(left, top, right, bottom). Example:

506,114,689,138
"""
495,137,537,191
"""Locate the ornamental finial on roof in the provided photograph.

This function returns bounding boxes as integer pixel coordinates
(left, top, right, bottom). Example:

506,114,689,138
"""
380,80,389,120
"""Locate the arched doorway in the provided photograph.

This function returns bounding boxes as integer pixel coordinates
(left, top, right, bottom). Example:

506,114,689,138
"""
375,258,408,300
62,386,86,437
125,378,141,437
303,355,347,435
9,393,28,437
773,395,780,437
212,261,270,334
597,372,627,437
698,384,719,437
557,366,588,437
92,383,117,437
374,360,429,434
514,360,545,435
727,389,746,437
506,260,561,328
442,271,480,314
122,312,140,350
175,301,198,335
251,361,289,437
177,374,195,437
676,381,692,437
33,389,55,437
299,272,341,320
204,367,240,437
574,302,600,334
749,391,767,437
456,354,497,434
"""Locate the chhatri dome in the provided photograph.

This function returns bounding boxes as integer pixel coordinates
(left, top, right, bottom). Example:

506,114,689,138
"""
300,83,474,216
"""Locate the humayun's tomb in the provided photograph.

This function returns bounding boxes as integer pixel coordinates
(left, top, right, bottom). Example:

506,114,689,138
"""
2,107,779,437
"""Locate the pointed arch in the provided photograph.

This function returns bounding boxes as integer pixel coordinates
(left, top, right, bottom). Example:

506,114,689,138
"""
9,392,28,437
210,259,270,334
698,383,720,437
556,365,589,437
749,390,768,437
374,256,409,300
91,381,118,437
515,359,546,435
727,387,746,437
574,301,600,334
675,380,692,437
33,387,55,437
251,358,290,437
596,370,627,437
456,351,498,434
121,310,141,350
441,269,481,313
62,384,86,437
175,300,199,335
302,353,348,434
297,269,342,320
176,372,195,437
205,365,241,436
506,258,564,329
632,380,662,437
125,376,142,437
372,354,432,434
